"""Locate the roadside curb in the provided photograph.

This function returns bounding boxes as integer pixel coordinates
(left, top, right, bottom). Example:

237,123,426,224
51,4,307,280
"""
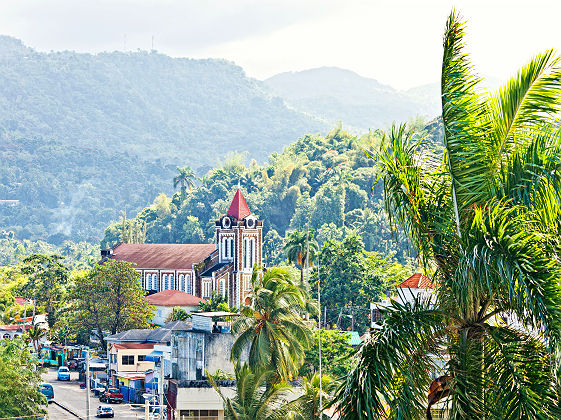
53,401,83,419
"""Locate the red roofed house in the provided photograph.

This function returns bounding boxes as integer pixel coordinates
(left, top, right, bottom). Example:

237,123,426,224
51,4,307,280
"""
396,273,438,302
146,290,203,325
101,189,263,308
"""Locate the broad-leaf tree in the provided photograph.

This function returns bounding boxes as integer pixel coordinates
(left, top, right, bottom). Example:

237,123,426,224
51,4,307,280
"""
0,338,46,418
70,260,154,348
231,267,311,382
336,11,561,419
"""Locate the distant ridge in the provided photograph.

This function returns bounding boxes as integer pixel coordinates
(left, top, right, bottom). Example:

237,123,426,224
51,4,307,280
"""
264,66,441,130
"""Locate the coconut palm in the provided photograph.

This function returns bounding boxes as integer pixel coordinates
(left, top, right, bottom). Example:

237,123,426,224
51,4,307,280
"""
173,166,197,200
335,11,561,420
286,373,339,420
27,325,44,352
283,230,319,287
231,267,312,382
208,363,292,420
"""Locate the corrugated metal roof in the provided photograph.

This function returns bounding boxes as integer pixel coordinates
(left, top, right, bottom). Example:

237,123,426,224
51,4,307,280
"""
397,273,437,289
110,243,215,269
146,290,203,307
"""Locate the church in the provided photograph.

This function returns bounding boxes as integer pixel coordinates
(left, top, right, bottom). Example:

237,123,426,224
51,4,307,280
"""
100,189,263,308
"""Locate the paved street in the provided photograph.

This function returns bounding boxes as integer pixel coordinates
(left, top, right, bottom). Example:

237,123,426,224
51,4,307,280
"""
43,368,146,419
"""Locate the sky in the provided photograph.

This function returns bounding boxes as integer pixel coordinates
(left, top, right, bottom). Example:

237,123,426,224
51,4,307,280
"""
1,0,560,90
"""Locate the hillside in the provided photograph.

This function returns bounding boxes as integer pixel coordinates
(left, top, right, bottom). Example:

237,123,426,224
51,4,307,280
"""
0,35,328,243
264,67,441,131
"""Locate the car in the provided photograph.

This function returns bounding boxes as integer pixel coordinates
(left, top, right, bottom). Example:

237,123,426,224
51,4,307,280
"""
100,388,123,404
57,366,71,381
96,405,114,418
150,406,167,419
39,383,54,403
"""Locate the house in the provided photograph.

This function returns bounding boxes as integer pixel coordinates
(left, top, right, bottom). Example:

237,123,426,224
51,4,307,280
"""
370,273,438,329
146,290,203,326
101,189,263,309
0,324,29,339
166,312,242,420
106,321,190,402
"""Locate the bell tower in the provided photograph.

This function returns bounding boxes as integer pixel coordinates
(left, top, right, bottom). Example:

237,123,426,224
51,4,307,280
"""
215,189,263,307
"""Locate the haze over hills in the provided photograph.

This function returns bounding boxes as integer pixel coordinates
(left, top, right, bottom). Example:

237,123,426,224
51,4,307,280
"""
264,67,441,131
0,36,445,245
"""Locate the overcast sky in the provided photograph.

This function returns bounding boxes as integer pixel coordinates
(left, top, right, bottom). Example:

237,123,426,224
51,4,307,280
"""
1,0,560,89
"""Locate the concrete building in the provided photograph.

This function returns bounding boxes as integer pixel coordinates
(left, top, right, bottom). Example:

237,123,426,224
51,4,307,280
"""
146,290,203,326
101,189,263,309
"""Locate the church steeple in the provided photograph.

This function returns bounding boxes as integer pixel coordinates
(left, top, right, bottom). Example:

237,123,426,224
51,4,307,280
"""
227,189,251,220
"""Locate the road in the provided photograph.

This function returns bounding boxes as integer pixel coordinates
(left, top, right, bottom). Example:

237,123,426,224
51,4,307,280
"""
43,368,147,419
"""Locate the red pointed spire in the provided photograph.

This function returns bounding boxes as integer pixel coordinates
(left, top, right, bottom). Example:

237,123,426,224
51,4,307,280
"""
227,189,251,220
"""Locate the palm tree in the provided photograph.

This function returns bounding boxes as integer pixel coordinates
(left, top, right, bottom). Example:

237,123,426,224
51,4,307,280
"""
286,373,339,420
283,230,319,287
27,325,44,352
335,11,561,419
231,267,312,382
208,363,292,420
173,166,197,200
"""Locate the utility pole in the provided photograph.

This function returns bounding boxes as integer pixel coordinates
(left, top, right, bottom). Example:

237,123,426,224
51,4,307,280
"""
85,349,91,420
159,358,164,420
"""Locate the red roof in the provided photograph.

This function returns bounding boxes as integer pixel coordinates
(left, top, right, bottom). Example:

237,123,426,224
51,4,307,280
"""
110,243,215,269
146,290,203,307
0,324,29,331
397,273,437,289
14,297,26,306
227,189,251,220
113,343,156,350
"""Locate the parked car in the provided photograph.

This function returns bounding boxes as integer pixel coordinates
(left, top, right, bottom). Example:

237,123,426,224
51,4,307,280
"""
57,366,71,381
100,388,123,404
66,359,79,371
96,405,114,418
39,383,54,403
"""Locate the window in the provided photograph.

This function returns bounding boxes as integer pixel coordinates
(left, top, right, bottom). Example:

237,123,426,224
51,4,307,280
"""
137,355,145,362
163,274,168,290
110,354,117,363
179,274,185,292
250,239,254,268
244,239,248,268
179,410,219,420
122,355,134,365
230,239,234,258
170,274,174,290
186,275,192,294
203,281,211,298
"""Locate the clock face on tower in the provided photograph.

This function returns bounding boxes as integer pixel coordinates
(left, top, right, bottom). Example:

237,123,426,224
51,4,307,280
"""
221,216,231,229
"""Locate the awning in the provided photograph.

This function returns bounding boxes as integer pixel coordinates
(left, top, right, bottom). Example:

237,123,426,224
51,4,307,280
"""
144,350,163,363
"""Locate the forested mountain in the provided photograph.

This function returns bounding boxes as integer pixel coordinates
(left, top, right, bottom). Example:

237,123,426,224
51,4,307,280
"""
0,35,327,243
101,126,415,265
264,67,441,131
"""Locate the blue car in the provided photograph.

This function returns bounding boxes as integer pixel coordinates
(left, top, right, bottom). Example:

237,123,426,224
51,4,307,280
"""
40,383,54,402
57,366,71,381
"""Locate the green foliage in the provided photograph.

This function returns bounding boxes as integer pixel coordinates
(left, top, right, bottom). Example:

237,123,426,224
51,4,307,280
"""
198,291,232,313
337,12,561,419
286,373,340,420
0,338,46,418
166,307,191,322
311,233,407,333
18,254,69,328
0,238,97,270
209,363,292,420
231,267,311,382
299,329,356,379
69,260,154,347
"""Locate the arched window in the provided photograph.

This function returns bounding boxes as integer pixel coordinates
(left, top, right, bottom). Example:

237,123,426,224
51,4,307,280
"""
244,239,248,268
163,274,168,290
170,274,174,290
186,275,192,294
230,239,234,258
250,239,254,268
179,274,185,292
